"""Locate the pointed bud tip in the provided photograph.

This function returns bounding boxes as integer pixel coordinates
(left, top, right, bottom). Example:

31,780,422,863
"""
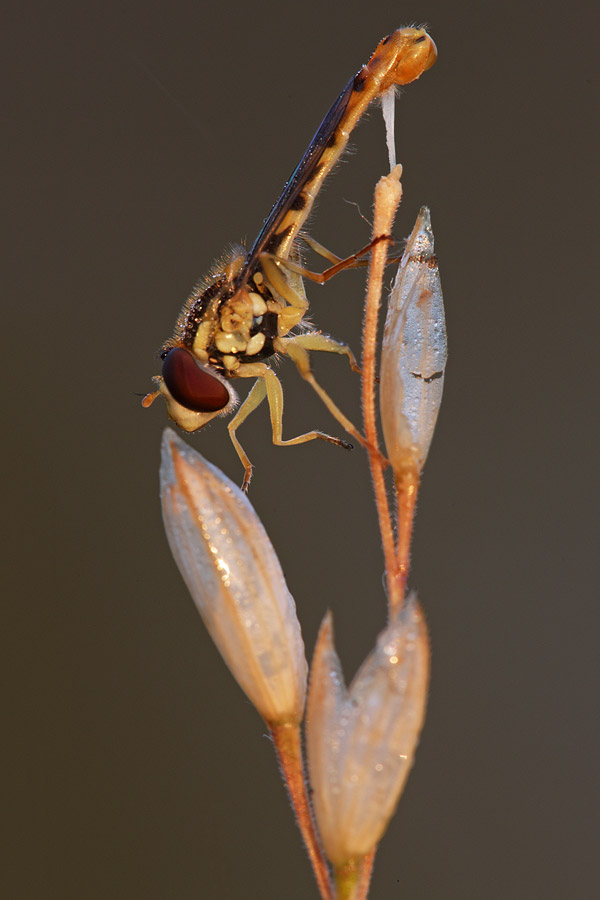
161,426,197,467
391,592,427,638
404,206,434,260
160,428,207,507
160,427,245,506
160,427,178,490
399,590,419,621
318,610,334,639
160,427,190,484
311,611,338,674
418,205,431,227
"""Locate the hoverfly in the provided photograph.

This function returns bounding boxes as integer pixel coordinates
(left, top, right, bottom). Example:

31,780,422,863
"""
143,27,437,489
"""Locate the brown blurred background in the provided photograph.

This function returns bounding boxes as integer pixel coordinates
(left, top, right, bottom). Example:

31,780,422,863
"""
4,0,598,897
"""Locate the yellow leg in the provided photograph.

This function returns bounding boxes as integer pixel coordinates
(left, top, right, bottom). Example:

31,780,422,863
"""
227,378,268,492
229,363,353,491
298,233,342,265
298,233,401,273
260,255,308,309
289,331,362,375
259,255,309,335
276,336,367,448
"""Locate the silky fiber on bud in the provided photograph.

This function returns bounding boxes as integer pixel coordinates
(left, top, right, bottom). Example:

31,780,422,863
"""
160,429,307,725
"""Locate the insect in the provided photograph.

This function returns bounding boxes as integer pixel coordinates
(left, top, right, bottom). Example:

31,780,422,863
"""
143,27,437,490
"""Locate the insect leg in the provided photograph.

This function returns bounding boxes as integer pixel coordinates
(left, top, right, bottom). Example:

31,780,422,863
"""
260,256,308,309
289,332,362,375
227,378,268,492
276,336,367,448
259,255,310,335
290,332,380,384
231,362,353,488
298,233,343,265
261,366,353,451
262,234,395,285
297,233,400,270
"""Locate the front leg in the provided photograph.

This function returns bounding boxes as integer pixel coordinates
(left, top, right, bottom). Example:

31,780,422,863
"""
229,363,353,491
227,378,268,492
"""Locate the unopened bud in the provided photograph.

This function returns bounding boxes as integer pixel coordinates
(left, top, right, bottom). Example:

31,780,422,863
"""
306,596,429,866
380,207,447,473
160,429,307,726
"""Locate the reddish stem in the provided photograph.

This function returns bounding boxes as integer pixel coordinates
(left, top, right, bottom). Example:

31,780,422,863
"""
391,465,420,615
356,848,376,900
361,169,405,613
270,722,333,900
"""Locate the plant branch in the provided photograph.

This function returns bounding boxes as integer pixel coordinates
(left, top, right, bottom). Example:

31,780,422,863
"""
361,166,405,613
270,722,334,900
356,848,376,900
334,859,361,900
392,465,420,614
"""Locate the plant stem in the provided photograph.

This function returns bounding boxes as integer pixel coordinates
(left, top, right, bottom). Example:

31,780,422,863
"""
355,171,422,897
362,167,404,613
334,859,361,900
392,464,420,615
356,848,376,900
270,722,334,900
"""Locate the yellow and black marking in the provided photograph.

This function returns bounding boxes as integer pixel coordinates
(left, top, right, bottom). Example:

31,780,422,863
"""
240,26,437,272
173,27,436,372
145,27,437,489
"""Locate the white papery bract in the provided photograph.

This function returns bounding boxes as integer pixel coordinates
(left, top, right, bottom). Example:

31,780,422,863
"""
380,207,447,473
306,597,429,866
160,429,307,725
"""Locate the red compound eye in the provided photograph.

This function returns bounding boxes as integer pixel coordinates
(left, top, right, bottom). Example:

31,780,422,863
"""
162,348,230,413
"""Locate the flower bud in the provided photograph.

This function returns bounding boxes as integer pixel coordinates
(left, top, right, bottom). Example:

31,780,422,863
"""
306,597,429,866
379,207,447,473
160,429,307,725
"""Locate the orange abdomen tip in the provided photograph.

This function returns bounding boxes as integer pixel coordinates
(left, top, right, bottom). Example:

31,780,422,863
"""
373,27,437,89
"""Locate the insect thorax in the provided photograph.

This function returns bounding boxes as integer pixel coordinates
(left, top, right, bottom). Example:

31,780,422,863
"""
171,252,283,376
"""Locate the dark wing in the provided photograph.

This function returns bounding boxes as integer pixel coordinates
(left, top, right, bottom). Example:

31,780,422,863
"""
243,76,356,271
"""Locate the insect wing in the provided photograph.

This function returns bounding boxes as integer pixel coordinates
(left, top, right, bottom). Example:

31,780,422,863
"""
245,78,355,265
